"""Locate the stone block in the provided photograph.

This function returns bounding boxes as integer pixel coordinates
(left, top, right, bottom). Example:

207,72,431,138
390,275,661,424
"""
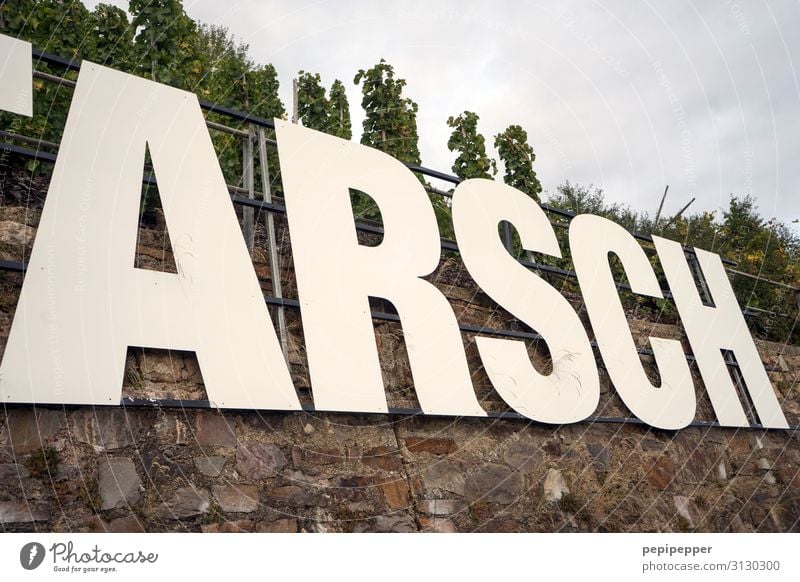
264,485,324,507
4,408,64,454
421,460,466,495
152,416,189,445
99,457,142,510
503,440,544,473
0,463,29,485
256,518,297,533
195,414,237,448
374,514,416,532
156,486,210,519
645,456,675,490
361,445,402,472
0,501,49,523
72,409,137,450
419,516,457,532
464,463,525,504
213,484,259,513
236,442,286,479
108,515,145,533
201,520,254,533
194,455,226,477
380,479,410,510
418,499,467,516
404,437,457,455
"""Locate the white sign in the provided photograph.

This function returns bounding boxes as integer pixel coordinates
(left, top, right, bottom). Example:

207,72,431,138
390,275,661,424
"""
0,36,789,430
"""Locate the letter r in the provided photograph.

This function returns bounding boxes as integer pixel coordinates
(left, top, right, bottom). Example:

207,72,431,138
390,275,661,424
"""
277,121,485,416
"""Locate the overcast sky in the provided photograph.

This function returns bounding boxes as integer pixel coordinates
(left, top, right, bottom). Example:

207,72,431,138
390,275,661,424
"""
83,1,800,230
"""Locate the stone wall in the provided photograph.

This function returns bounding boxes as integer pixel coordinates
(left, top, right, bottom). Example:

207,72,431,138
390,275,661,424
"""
0,168,798,533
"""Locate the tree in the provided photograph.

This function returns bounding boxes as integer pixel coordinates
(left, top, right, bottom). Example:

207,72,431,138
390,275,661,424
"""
296,71,328,131
162,24,251,187
0,0,92,60
494,125,542,200
547,181,637,230
86,4,135,70
296,74,352,139
352,59,424,221
193,24,251,107
327,79,351,140
245,64,286,195
712,195,800,341
129,0,198,88
0,1,92,146
659,209,719,251
354,59,420,165
246,64,286,119
446,111,496,180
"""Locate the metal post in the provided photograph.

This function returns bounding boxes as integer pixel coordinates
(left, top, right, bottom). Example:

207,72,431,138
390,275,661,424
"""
502,221,514,255
242,127,255,253
654,184,669,229
723,350,759,426
292,79,299,124
258,127,289,362
662,197,695,230
685,250,714,307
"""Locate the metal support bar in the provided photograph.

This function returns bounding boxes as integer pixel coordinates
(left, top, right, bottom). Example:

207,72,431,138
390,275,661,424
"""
33,69,76,88
205,120,249,138
0,129,59,150
6,46,793,312
662,197,695,228
404,164,735,266
405,164,462,185
242,127,255,253
0,256,781,374
31,48,80,71
685,249,715,307
258,127,289,362
728,267,800,292
0,399,752,432
205,119,276,145
2,45,791,434
424,184,453,198
27,71,268,145
199,99,274,129
724,349,759,425
0,139,782,321
21,46,739,267
501,221,514,254
0,142,57,163
0,260,25,272
744,305,790,318
654,184,669,227
260,295,781,373
291,79,299,124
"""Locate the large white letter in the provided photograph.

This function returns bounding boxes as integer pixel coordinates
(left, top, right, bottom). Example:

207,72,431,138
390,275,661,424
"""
653,236,788,428
277,121,485,416
0,63,300,410
452,179,599,424
0,34,33,117
570,215,695,429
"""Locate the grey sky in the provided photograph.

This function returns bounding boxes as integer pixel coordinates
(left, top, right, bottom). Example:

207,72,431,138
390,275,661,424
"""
84,1,800,230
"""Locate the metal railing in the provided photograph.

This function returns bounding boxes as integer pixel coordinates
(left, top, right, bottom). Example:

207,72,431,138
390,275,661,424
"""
0,46,797,432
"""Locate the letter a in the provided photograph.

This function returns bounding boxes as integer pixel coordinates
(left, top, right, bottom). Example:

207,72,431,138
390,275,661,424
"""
0,63,300,410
